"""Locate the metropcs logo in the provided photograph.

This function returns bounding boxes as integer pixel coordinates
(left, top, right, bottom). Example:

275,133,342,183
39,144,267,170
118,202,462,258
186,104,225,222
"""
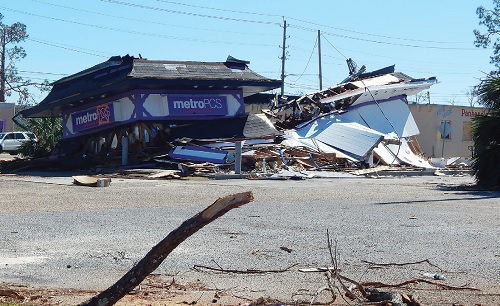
168,95,228,115
172,98,223,110
73,103,114,132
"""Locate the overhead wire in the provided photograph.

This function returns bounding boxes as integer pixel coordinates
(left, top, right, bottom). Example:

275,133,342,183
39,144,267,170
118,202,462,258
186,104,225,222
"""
3,0,485,103
8,1,481,78
286,16,471,45
28,38,109,57
152,0,282,18
99,0,281,25
290,36,318,83
102,0,479,47
29,0,280,37
290,24,479,51
29,0,478,51
321,34,348,60
18,70,68,76
1,6,277,47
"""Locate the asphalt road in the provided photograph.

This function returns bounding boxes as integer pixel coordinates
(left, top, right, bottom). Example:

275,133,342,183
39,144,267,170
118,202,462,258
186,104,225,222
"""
0,153,15,161
0,173,499,303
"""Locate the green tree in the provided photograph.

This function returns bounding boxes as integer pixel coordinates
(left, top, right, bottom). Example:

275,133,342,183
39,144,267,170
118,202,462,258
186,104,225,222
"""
472,76,500,190
473,1,500,190
0,13,49,104
18,117,62,158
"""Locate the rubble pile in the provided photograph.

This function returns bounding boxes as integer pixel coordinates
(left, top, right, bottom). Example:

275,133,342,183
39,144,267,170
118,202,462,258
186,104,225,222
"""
0,63,471,177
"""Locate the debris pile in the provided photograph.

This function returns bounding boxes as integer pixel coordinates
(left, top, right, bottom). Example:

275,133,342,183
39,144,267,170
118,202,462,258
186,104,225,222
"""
1,64,469,177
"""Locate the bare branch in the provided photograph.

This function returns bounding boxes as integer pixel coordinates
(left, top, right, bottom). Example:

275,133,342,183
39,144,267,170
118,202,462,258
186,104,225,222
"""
193,263,298,274
360,279,480,291
79,192,254,306
361,259,446,272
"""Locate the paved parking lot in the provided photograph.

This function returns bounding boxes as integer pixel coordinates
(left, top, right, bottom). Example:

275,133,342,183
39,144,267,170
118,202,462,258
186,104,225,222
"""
0,152,15,161
0,172,498,304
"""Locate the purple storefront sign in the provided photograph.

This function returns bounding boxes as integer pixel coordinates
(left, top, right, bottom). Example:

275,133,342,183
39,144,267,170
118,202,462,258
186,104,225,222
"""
72,103,115,132
168,95,228,116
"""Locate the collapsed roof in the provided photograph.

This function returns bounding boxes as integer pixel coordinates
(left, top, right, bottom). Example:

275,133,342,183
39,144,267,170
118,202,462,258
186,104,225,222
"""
267,65,438,167
268,65,437,129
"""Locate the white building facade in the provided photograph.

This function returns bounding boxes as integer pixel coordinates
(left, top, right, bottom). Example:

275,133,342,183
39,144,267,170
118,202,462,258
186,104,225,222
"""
409,104,487,159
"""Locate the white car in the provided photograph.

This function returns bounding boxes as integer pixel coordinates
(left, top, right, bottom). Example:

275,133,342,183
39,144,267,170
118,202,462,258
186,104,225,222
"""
0,131,38,155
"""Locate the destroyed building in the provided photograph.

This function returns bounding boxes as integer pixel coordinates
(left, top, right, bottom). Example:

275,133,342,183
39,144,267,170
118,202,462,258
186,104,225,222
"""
259,65,439,169
14,55,441,175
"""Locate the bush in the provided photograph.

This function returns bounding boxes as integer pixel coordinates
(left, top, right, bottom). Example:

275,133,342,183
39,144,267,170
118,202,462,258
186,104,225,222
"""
18,118,62,158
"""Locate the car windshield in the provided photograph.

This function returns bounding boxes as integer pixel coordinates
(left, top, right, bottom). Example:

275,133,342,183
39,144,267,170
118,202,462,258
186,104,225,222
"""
0,133,5,139
26,133,36,139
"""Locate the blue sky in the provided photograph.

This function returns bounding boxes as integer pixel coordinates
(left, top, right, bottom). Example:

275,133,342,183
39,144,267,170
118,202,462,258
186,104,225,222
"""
0,0,495,106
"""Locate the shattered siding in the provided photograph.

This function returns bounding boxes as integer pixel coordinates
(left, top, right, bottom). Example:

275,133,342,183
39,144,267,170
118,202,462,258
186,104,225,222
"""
293,118,385,160
341,96,419,137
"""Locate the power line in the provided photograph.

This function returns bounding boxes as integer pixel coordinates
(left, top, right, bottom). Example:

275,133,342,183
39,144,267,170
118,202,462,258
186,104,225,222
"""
1,2,485,105
84,0,484,51
290,36,317,83
290,24,479,51
286,16,471,45
18,70,68,76
28,38,108,57
332,46,484,67
106,0,476,47
17,76,58,82
99,0,281,26
321,34,348,60
152,0,282,18
6,2,483,57
1,6,277,48
29,0,280,38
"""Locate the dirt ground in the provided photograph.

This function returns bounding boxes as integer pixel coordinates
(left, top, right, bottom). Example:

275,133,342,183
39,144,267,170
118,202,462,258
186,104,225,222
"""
2,274,500,306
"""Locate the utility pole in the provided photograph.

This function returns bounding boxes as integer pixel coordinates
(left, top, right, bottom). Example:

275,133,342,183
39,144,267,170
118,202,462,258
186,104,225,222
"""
427,91,431,104
318,30,323,90
280,19,288,96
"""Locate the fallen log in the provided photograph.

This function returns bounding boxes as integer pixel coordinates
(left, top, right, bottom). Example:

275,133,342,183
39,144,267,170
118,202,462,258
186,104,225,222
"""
79,191,254,306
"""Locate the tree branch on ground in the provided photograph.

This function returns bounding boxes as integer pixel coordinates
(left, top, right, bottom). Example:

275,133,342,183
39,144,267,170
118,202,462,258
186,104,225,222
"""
360,279,480,291
193,263,298,274
79,191,254,306
361,259,446,272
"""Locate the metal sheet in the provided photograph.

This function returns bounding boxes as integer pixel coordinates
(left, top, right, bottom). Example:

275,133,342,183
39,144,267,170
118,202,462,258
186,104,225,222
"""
373,142,401,166
293,116,385,160
281,131,357,161
385,139,436,169
340,96,419,137
168,145,230,164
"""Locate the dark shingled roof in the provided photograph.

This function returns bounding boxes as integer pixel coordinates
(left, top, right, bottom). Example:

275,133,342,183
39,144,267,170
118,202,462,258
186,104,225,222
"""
129,60,270,81
22,55,282,118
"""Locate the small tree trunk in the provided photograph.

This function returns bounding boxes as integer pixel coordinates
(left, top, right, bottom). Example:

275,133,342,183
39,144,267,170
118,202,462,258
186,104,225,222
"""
79,191,254,306
0,31,6,103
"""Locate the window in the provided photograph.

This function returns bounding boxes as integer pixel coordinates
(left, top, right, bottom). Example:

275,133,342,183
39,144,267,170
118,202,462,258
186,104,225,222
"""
14,133,26,140
462,122,473,141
